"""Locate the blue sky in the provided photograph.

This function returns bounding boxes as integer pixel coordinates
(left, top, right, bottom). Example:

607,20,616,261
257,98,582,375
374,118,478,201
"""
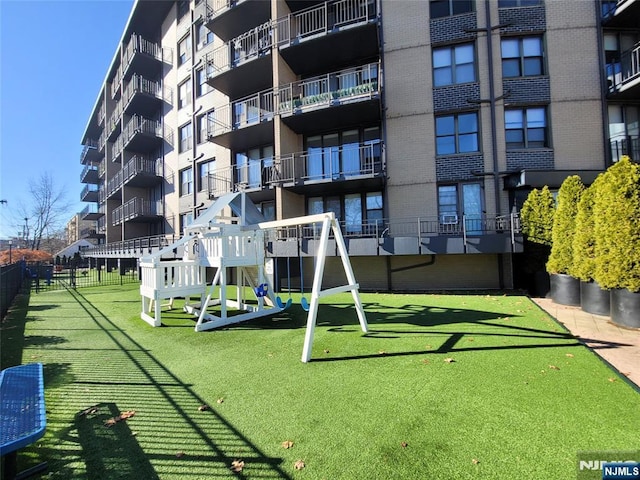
0,0,134,239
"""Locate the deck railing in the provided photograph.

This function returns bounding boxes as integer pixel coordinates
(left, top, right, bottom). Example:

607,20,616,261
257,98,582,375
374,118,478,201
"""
106,155,161,198
123,33,162,69
606,41,640,93
112,197,162,225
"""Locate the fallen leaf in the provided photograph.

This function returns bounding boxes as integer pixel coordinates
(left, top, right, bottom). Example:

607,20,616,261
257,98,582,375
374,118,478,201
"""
472,458,480,465
421,359,430,365
401,442,408,448
79,406,99,417
323,349,330,354
444,358,455,363
176,451,185,458
119,411,135,420
282,440,294,449
230,460,245,472
608,377,617,383
425,345,433,349
549,365,560,370
565,353,574,358
294,460,305,470
103,410,136,427
378,350,387,355
198,404,210,411
217,398,224,404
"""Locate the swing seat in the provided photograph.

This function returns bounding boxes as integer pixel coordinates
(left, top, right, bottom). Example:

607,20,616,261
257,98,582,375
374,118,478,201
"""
276,297,292,309
300,296,310,312
254,283,268,297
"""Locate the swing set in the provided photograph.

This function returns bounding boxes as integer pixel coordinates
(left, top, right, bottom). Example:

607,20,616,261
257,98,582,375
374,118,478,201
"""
139,192,368,362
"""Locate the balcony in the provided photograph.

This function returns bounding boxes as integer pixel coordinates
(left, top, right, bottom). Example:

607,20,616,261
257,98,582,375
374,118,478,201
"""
112,197,163,225
80,184,99,202
205,21,273,98
80,203,104,221
207,90,275,150
80,164,99,184
105,155,163,199
98,130,107,153
601,0,640,28
205,0,271,41
606,42,640,98
107,101,123,142
275,0,379,75
97,216,107,234
122,34,164,80
273,142,384,193
98,102,106,126
268,213,523,256
80,227,104,239
610,135,640,163
121,115,166,153
111,65,123,99
122,75,171,117
278,62,381,134
80,139,100,165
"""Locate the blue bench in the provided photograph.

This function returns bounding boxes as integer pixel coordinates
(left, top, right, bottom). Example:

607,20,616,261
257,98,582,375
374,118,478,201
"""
0,363,47,479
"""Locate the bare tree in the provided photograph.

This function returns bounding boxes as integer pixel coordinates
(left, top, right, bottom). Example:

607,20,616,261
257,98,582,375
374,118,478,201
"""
19,173,72,250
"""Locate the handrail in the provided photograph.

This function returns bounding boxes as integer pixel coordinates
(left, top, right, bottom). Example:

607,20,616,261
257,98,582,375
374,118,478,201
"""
112,197,162,225
606,41,640,93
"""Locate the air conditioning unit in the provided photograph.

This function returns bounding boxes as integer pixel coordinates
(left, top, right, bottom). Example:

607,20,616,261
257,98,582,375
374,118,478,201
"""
440,214,458,225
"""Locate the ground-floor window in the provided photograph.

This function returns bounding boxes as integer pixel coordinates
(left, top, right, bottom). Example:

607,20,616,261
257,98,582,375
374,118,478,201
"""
307,191,383,235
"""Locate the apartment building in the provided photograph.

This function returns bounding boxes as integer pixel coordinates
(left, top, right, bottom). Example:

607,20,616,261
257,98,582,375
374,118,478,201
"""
65,213,101,246
79,0,638,291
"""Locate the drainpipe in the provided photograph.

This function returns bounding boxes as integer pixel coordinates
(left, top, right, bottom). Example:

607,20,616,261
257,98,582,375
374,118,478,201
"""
595,0,611,168
484,1,501,217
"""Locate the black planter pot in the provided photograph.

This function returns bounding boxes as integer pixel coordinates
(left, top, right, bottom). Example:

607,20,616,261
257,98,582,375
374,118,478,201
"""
532,271,550,298
580,280,610,316
610,288,640,328
550,273,581,306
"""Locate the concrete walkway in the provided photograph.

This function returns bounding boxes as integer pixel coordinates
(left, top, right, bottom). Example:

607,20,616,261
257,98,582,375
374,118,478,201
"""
533,297,640,390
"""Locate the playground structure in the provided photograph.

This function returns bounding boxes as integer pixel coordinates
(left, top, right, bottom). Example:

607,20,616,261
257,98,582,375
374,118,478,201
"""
139,192,368,362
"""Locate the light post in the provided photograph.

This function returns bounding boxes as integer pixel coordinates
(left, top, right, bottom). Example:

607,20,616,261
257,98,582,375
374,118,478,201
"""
8,240,12,264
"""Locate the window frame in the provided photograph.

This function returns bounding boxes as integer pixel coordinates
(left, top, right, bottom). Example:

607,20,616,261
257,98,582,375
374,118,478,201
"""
504,106,549,149
433,43,476,87
179,167,193,196
430,0,474,19
179,122,193,153
197,159,216,192
501,36,544,78
178,78,192,109
435,111,480,155
306,191,384,235
177,34,191,67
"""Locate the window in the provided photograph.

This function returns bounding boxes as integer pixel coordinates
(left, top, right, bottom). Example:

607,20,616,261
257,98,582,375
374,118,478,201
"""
196,22,214,50
197,110,214,143
198,159,216,192
505,107,548,149
501,37,543,77
180,168,193,196
498,0,540,6
307,191,384,235
433,44,475,86
435,112,479,155
180,212,193,233
179,123,193,153
178,35,191,66
196,66,213,97
438,185,458,221
438,183,483,232
235,146,273,189
430,0,474,19
178,79,191,109
177,0,189,22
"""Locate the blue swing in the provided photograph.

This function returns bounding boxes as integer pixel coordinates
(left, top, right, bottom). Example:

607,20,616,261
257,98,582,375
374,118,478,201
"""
275,257,292,310
300,255,310,312
254,283,268,297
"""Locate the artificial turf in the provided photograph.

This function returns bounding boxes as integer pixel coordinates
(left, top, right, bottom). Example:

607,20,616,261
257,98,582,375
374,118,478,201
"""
8,284,640,479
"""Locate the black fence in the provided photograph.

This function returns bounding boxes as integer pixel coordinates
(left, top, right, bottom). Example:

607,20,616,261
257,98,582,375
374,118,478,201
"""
0,262,25,319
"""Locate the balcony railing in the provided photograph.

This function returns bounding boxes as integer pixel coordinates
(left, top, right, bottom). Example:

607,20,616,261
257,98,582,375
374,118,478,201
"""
112,134,125,160
207,62,380,138
610,135,640,163
275,0,377,48
122,115,164,146
106,155,162,199
97,216,106,233
98,131,107,152
123,33,163,70
111,65,122,98
80,184,99,201
112,197,162,225
108,101,123,136
205,21,273,77
606,41,640,93
205,0,244,19
80,164,99,182
122,74,169,106
80,204,102,218
80,139,99,164
98,102,106,126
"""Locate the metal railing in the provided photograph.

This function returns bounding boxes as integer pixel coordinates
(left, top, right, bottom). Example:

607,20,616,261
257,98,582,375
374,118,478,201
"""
122,115,163,144
205,0,244,19
207,62,379,138
80,140,99,164
99,130,107,152
275,0,377,47
80,164,99,182
205,20,273,78
108,101,123,136
112,197,163,226
98,102,106,125
606,41,640,93
83,234,177,257
610,135,639,163
97,216,107,233
111,65,122,99
123,75,165,106
80,204,101,218
106,155,162,199
80,184,99,200
123,33,163,70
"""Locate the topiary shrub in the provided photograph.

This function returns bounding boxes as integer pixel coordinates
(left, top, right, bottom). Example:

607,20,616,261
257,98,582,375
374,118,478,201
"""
571,181,598,281
520,186,555,247
547,176,584,275
593,156,640,292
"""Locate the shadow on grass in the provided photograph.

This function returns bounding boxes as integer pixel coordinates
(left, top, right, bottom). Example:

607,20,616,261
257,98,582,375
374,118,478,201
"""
54,287,291,479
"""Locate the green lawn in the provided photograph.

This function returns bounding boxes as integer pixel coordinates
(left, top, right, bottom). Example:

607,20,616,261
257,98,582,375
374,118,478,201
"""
6,284,640,479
